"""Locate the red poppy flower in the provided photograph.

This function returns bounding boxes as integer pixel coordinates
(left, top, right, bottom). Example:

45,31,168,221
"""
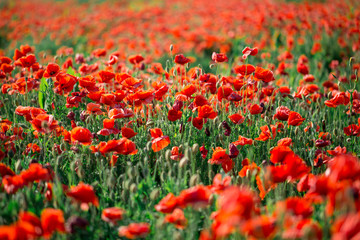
98,70,115,83
121,127,137,139
249,104,263,115
212,52,228,63
102,207,125,224
210,174,231,194
118,223,150,239
164,208,187,229
208,147,234,173
168,109,182,122
108,108,134,119
254,67,274,83
20,163,50,184
150,128,170,152
0,163,15,177
177,185,211,209
200,145,208,159
343,124,360,136
234,64,256,75
270,146,293,164
70,127,93,145
255,125,277,141
99,138,138,156
274,106,290,121
282,219,322,240
288,111,305,126
30,114,59,134
217,86,233,102
228,113,245,125
54,72,78,96
241,216,277,239
198,105,217,119
18,54,37,68
155,193,179,213
232,135,254,146
174,54,191,65
43,63,60,78
170,146,184,161
242,47,258,59
66,182,99,208
128,55,144,64
41,208,65,239
277,138,293,147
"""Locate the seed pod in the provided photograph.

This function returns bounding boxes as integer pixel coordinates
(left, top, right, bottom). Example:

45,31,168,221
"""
15,160,22,173
209,194,215,205
294,127,299,135
179,157,189,168
150,189,160,201
146,120,154,128
130,183,137,193
184,147,192,159
264,116,270,123
165,149,171,162
208,170,215,180
107,175,116,188
190,174,199,187
174,232,183,240
127,168,135,179
192,144,199,154
124,180,132,190
168,170,174,178
160,172,166,182
213,116,220,126
77,166,85,179
205,127,210,136
146,141,152,152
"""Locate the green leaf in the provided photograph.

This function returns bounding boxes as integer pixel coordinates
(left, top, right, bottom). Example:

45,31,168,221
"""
38,77,48,109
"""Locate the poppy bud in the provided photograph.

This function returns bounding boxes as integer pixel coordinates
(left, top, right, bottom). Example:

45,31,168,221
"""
124,180,132,190
264,116,270,123
190,174,199,187
168,170,174,178
127,168,135,179
107,175,116,188
70,146,79,153
121,190,128,202
146,141,152,152
174,232,183,240
130,183,137,193
150,189,160,201
285,94,293,99
179,157,189,168
165,149,171,162
209,64,215,69
209,194,215,205
192,144,199,154
65,216,88,234
346,138,351,142
213,116,220,126
15,160,22,173
205,127,210,136
80,111,88,122
294,127,299,135
77,166,84,179
208,170,215,180
160,172,166,182
179,144,184,153
184,147,191,159
170,44,173,52
229,143,239,158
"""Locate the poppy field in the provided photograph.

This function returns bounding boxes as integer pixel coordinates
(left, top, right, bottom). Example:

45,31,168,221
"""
1,0,360,239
